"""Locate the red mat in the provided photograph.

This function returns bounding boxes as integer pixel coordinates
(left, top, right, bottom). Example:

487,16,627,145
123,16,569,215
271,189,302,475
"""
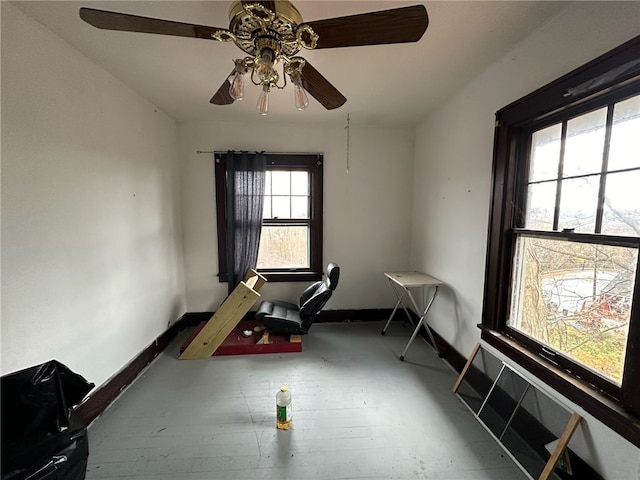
179,319,302,356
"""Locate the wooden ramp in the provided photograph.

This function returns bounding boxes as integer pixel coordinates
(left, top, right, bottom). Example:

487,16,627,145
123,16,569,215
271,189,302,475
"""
180,270,267,360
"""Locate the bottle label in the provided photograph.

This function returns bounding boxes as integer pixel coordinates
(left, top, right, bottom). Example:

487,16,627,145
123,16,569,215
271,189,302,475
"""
277,404,291,422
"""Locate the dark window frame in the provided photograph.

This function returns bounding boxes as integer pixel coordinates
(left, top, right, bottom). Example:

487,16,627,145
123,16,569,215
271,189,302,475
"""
214,152,323,283
482,35,640,448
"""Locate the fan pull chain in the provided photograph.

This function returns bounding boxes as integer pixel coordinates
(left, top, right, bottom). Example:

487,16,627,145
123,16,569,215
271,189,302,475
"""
345,113,350,173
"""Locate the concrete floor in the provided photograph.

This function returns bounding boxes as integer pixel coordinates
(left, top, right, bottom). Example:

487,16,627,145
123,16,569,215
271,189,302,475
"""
85,320,528,479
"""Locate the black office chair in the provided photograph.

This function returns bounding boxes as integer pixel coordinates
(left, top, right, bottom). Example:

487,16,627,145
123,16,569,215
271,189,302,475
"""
255,263,340,335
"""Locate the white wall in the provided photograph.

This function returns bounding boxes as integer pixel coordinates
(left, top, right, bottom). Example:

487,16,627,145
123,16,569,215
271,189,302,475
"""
3,0,638,473
1,3,186,387
411,2,640,478
178,119,415,312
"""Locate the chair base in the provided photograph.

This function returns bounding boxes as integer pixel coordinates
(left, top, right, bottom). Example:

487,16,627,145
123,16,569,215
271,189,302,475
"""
261,318,309,335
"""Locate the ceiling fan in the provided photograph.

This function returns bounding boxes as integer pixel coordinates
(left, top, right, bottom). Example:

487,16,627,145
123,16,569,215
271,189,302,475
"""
79,1,429,115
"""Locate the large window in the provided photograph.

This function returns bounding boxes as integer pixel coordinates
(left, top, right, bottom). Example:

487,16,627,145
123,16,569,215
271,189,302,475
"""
215,153,323,282
483,35,640,447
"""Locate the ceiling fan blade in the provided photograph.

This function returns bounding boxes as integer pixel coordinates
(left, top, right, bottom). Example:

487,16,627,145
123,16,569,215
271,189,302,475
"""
304,5,428,49
210,70,236,105
300,62,346,110
79,7,225,40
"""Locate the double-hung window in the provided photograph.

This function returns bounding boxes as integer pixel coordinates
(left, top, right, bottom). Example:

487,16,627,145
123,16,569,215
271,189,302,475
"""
215,152,323,282
483,36,640,447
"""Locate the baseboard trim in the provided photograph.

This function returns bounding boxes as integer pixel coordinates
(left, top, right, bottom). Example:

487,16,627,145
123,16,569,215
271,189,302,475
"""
74,317,189,426
180,309,402,325
74,309,465,425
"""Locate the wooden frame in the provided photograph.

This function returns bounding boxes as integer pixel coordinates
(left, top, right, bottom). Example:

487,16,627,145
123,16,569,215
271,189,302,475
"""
539,413,582,480
453,343,586,480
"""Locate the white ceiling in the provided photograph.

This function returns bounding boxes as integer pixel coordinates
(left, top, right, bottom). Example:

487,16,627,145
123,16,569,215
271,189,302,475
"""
14,1,571,127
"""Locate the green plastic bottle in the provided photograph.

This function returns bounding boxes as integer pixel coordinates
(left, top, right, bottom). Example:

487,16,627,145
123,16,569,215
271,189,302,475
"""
276,385,292,429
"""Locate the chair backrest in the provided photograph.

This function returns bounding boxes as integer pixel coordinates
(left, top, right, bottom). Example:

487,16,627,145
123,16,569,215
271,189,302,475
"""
298,263,340,329
326,263,340,291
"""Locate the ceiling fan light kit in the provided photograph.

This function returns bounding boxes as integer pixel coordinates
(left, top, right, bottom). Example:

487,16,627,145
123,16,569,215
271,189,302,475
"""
79,1,429,116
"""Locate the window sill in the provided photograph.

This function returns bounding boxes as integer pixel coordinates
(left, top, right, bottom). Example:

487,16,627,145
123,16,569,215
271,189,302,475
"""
481,328,640,448
253,271,323,283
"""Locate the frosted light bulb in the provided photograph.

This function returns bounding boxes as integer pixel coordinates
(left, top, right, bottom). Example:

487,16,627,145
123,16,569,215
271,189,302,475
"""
229,72,244,100
294,83,309,110
257,84,269,115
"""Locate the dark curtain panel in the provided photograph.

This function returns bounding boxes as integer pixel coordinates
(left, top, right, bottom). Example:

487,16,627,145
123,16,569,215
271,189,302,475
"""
225,151,266,294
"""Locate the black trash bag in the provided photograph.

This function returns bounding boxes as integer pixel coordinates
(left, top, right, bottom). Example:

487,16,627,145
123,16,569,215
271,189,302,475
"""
1,360,95,480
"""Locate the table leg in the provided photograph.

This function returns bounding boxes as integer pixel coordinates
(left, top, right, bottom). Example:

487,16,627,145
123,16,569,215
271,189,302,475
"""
381,280,415,335
399,286,441,360
381,298,402,335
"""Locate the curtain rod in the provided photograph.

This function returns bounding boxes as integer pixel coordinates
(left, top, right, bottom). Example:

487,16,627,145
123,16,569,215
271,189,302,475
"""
196,150,322,156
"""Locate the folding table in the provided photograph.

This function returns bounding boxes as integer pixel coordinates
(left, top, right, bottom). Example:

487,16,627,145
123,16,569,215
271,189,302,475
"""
381,271,443,361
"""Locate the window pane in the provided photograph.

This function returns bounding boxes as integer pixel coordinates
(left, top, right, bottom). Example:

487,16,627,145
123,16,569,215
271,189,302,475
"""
291,196,309,219
264,171,271,195
271,196,290,218
291,171,309,195
501,386,573,480
563,108,607,177
257,225,309,268
478,368,529,438
530,124,562,182
271,171,291,195
262,197,272,218
557,176,599,232
609,94,640,171
455,348,505,414
602,170,640,236
509,236,637,385
525,181,556,230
